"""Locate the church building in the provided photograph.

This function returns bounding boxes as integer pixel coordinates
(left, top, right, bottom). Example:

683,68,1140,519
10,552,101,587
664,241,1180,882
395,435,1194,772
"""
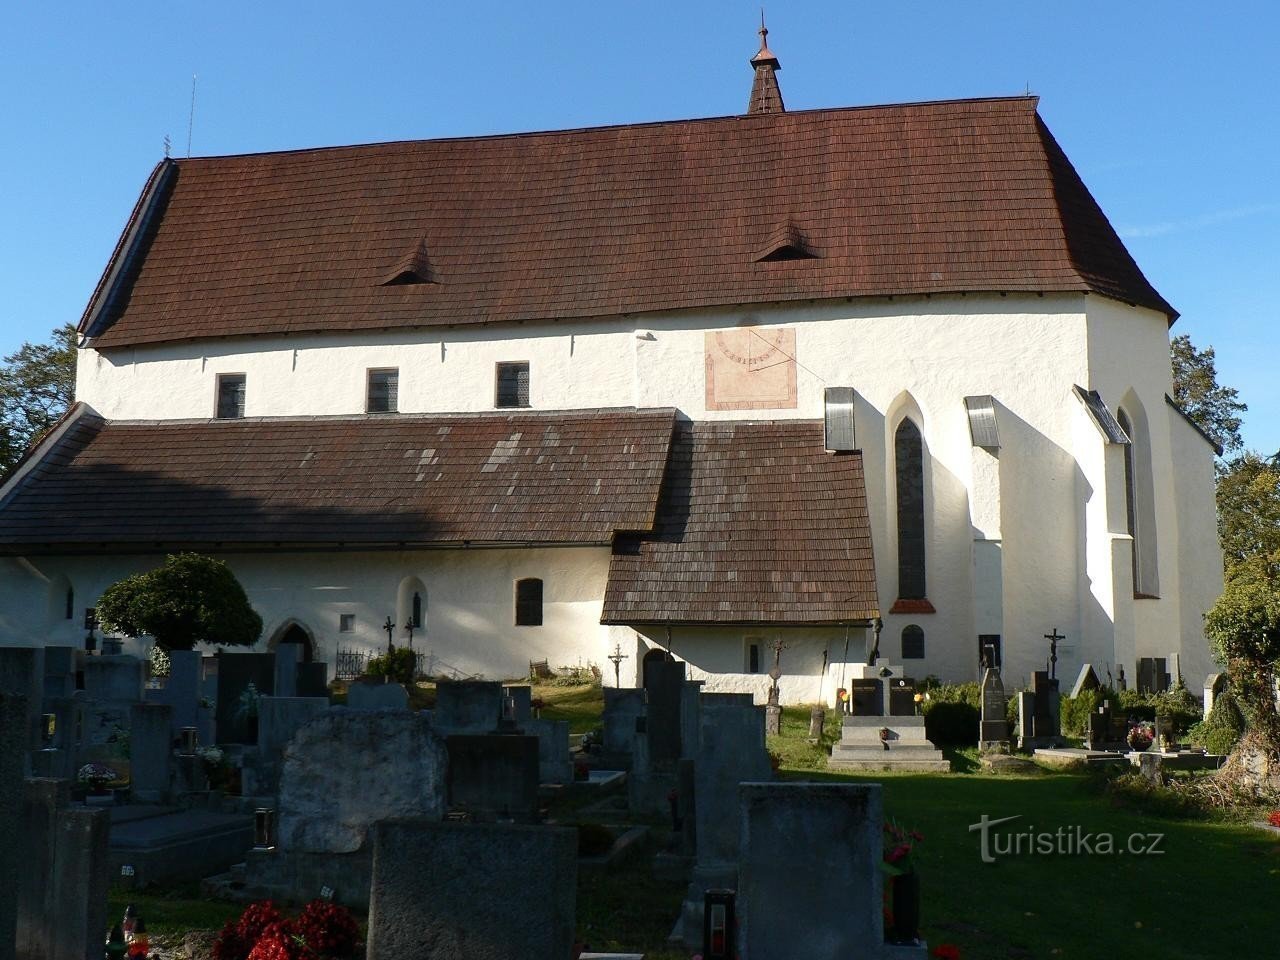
0,28,1223,701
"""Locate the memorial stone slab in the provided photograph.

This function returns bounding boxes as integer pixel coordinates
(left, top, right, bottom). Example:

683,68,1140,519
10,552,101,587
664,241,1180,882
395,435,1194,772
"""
1,694,26,956
348,682,410,711
214,653,276,744
50,806,110,960
1031,671,1060,740
445,734,540,822
980,667,1008,744
129,703,174,803
83,655,145,702
296,661,331,699
367,820,576,960
18,778,70,960
602,688,646,756
274,642,303,699
644,660,686,761
433,680,503,734
0,647,42,767
849,679,883,717
888,677,917,716
738,782,891,959
503,685,532,723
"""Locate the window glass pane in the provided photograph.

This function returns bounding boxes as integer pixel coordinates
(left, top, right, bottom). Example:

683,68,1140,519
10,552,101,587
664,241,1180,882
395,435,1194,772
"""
515,577,543,625
496,362,530,408
367,369,399,413
895,418,926,599
216,375,246,419
901,625,925,659
339,614,355,633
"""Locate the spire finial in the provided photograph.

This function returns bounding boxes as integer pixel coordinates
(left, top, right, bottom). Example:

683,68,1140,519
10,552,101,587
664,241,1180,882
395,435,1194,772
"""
747,13,784,115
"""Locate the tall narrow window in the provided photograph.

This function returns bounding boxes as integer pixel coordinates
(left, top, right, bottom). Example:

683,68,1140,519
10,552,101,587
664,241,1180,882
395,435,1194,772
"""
1118,408,1159,598
367,368,399,414
746,641,761,674
216,374,247,419
901,625,925,660
64,586,74,620
514,578,543,626
496,362,530,409
895,418,926,600
411,591,423,629
1118,409,1138,553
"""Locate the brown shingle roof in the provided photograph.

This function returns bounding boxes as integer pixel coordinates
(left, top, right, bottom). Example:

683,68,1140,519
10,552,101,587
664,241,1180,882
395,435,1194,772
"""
82,96,1173,349
0,408,675,553
601,421,878,625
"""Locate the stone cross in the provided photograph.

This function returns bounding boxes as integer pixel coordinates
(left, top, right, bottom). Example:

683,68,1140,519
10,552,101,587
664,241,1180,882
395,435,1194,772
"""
382,617,396,656
607,643,628,688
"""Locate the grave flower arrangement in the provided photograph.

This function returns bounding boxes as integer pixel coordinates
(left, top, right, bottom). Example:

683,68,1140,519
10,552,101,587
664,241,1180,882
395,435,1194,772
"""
882,819,924,944
1126,721,1155,752
212,899,359,960
881,819,922,876
1267,810,1280,828
76,761,119,794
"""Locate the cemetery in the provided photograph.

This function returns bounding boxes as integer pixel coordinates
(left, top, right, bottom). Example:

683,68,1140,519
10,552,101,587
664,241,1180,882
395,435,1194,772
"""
1,625,1278,960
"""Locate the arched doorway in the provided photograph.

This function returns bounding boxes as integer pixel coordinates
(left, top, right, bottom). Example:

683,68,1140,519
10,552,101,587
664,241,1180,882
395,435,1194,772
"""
269,620,315,662
642,646,672,689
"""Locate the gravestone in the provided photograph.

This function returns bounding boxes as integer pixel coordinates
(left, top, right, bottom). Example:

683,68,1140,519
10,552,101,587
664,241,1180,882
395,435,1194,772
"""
42,647,77,700
849,679,882,716
1204,673,1227,719
348,682,410,711
297,661,330,699
602,688,646,756
681,698,772,947
367,820,576,960
1136,657,1171,695
738,782,925,960
433,680,503,734
49,806,110,960
1,694,25,957
888,677,917,716
680,680,705,758
979,667,1008,745
0,647,42,770
278,711,448,854
274,642,303,699
445,734,540,821
523,717,572,784
257,697,330,758
83,654,145,702
214,652,276,745
1070,663,1101,699
129,703,174,803
644,660,686,761
150,649,202,736
503,685,532,723
1031,671,1060,743
18,778,69,960
1016,691,1034,750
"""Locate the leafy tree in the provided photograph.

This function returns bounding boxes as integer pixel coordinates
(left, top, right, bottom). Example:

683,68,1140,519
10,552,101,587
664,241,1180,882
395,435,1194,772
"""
1204,553,1280,763
1170,333,1246,456
0,323,77,473
97,553,263,652
1217,452,1280,570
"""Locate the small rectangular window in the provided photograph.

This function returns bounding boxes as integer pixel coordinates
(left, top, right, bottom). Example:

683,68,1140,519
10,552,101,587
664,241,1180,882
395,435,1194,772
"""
216,374,247,419
496,362,530,409
339,614,355,633
515,578,543,626
367,368,399,414
746,641,761,674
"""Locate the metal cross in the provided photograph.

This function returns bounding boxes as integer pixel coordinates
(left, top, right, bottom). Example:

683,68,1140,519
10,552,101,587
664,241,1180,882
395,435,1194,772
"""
607,642,628,688
382,616,396,656
1044,628,1064,679
403,618,416,652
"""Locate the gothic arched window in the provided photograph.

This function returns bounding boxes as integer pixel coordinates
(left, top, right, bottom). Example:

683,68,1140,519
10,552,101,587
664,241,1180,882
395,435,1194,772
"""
895,418,926,600
901,625,925,660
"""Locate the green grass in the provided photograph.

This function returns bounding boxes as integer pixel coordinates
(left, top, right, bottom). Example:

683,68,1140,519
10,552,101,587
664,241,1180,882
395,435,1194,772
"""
531,680,606,734
106,882,242,940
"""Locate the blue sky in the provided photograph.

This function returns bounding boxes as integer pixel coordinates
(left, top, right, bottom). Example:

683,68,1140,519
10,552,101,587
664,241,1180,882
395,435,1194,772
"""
3,2,1277,453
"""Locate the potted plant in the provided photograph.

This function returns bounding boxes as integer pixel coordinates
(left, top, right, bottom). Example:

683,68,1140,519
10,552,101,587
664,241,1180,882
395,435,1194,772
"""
1126,721,1154,752
237,681,261,741
77,761,119,797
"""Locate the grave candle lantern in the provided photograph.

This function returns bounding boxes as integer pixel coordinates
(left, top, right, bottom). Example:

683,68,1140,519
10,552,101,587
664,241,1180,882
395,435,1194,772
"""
179,726,199,755
254,807,276,849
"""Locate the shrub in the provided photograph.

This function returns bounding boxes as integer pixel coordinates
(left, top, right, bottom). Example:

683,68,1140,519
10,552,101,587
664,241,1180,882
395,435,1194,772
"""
922,682,980,710
366,646,416,685
1059,687,1121,738
1116,685,1201,735
924,701,979,746
1187,689,1245,755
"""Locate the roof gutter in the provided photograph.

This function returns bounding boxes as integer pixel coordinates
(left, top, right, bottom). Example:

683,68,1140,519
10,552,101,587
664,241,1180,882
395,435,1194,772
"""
78,159,179,342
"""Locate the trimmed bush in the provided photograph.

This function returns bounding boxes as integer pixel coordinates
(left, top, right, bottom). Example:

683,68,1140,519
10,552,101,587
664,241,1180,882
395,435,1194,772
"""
924,700,979,746
366,646,416,685
1187,689,1245,755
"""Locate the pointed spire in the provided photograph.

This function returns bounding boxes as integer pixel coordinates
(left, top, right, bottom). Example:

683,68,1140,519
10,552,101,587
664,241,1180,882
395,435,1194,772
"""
747,12,785,115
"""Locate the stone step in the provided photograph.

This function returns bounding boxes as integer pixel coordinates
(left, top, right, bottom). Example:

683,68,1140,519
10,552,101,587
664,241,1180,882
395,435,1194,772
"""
831,745,945,760
841,715,925,728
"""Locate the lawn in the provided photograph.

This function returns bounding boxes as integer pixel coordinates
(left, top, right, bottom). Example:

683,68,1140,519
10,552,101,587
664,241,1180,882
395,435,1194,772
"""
109,693,1278,960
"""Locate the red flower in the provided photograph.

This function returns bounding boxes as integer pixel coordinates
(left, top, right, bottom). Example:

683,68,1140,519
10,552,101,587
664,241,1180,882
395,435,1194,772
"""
933,945,961,960
910,830,924,842
886,843,911,863
1268,810,1280,828
293,900,359,958
246,923,307,960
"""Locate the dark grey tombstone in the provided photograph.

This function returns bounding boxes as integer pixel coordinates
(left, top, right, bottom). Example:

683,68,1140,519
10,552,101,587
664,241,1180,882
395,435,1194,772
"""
1,694,26,957
644,660,686,761
214,653,276,744
445,734,540,822
602,688,646,755
367,819,576,960
676,756,697,856
980,668,1008,743
18,778,70,960
738,782,883,959
0,647,42,769
503,685,532,723
849,679,882,716
49,806,110,960
296,661,330,699
433,680,503,734
42,647,77,700
129,703,174,803
522,718,571,784
1137,657,1169,695
1031,671,1060,739
348,683,410,711
694,702,772,868
680,680,705,758
888,677,917,716
1086,704,1113,750
274,642,303,698
1016,690,1034,750
153,650,202,735
257,698,330,759
83,655,145,702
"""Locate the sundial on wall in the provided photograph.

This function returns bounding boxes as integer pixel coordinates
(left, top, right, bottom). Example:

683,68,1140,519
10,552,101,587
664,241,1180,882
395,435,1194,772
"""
703,326,798,411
